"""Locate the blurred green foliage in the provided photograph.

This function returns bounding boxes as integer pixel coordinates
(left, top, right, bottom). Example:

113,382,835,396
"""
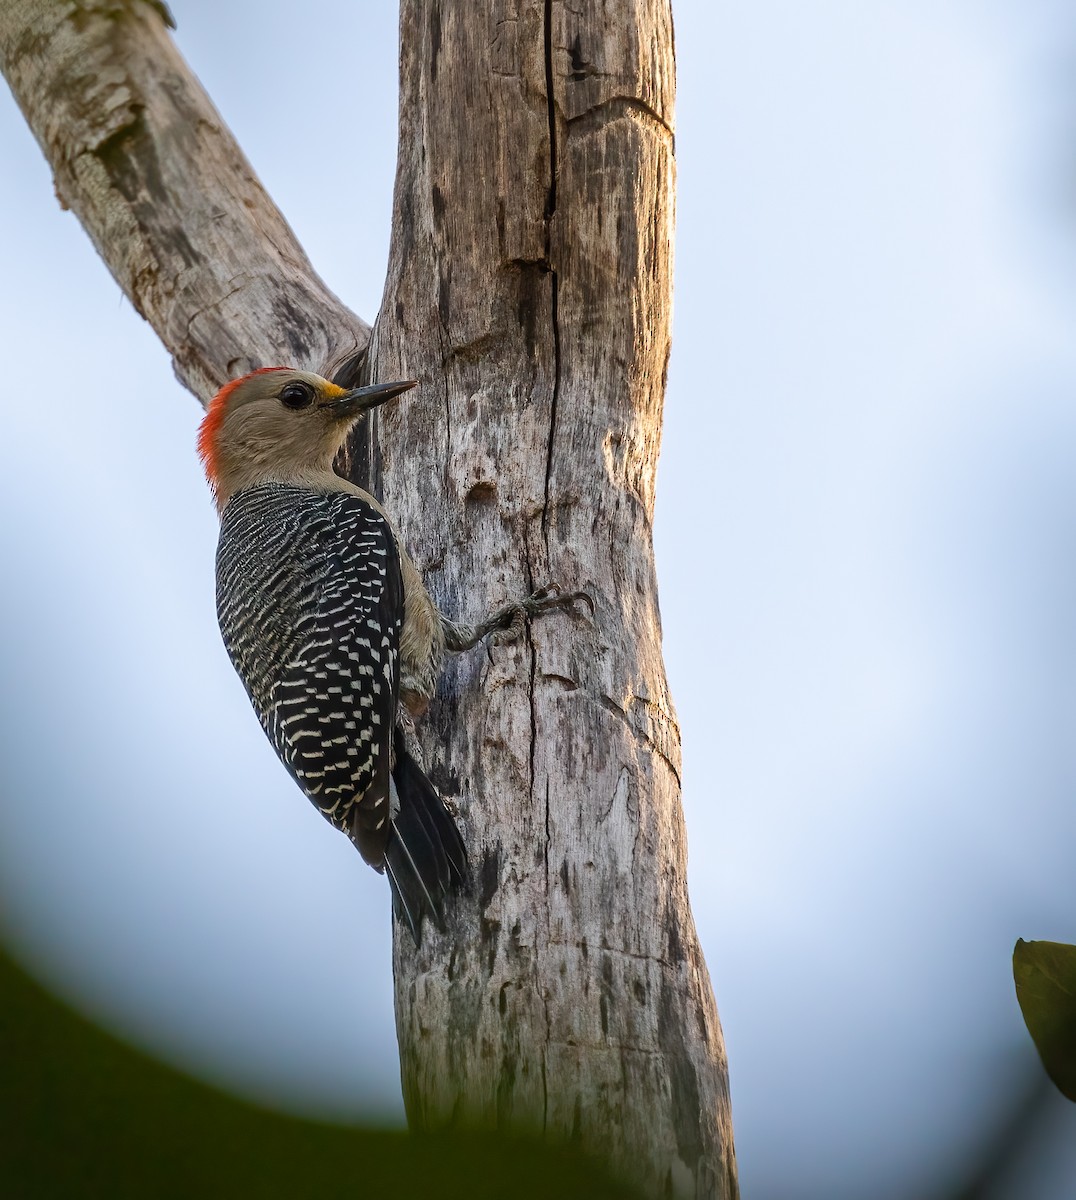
1013,939,1076,1103
0,945,638,1199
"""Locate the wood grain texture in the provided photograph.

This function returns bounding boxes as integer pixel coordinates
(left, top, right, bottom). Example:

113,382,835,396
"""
0,0,367,400
2,1,738,1194
369,3,738,1196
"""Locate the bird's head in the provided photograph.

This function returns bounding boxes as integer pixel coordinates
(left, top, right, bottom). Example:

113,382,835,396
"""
197,367,416,509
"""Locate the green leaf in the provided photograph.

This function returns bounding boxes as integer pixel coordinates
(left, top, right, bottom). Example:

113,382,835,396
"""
1013,938,1076,1102
0,945,642,1199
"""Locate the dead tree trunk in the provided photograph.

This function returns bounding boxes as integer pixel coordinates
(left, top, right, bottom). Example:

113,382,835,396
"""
1,1,737,1195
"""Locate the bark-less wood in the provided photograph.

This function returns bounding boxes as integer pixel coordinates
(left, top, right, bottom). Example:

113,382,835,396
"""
0,0,368,398
1,1,738,1195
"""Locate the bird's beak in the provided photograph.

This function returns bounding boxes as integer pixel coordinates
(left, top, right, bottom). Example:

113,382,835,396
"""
326,379,418,418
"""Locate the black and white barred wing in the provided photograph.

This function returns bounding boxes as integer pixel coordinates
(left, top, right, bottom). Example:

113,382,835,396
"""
216,484,403,867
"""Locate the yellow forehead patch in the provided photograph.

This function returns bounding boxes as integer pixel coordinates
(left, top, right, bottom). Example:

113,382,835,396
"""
321,381,349,400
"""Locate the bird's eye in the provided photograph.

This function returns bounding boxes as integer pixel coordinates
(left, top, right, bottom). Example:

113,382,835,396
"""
279,381,315,410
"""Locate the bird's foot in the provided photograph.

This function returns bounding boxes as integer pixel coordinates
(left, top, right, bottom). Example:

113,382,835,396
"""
493,584,594,646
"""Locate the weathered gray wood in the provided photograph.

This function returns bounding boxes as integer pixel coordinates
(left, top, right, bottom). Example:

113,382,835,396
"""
0,0,368,400
370,4,737,1196
1,1,738,1195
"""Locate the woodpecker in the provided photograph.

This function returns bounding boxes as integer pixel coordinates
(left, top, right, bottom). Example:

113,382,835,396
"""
199,367,582,940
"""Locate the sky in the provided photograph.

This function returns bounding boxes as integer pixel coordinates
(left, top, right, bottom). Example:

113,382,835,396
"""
2,2,1076,1197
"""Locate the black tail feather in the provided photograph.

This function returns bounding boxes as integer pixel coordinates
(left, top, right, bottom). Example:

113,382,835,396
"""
384,731,468,942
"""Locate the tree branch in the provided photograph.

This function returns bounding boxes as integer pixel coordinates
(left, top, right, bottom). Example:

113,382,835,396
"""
0,0,368,401
1,1,739,1194
374,2,738,1195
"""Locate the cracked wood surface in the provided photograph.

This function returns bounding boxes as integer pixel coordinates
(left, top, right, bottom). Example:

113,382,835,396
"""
0,0,368,400
371,3,737,1196
2,0,737,1195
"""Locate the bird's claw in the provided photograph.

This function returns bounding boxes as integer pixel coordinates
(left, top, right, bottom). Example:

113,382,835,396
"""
492,583,594,646
523,583,595,619
493,605,528,646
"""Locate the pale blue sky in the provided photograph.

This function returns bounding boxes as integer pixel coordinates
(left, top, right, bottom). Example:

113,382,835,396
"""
2,3,1075,1197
